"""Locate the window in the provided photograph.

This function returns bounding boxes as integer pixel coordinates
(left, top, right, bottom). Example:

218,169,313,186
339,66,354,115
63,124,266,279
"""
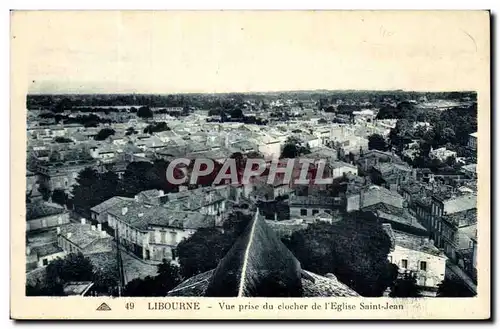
401,259,408,269
312,209,319,215
161,231,166,244
420,261,427,271
300,209,307,216
42,259,48,266
388,256,392,263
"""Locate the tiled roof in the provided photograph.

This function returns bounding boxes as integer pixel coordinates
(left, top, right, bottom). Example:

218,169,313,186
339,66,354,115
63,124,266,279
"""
90,196,134,214
31,243,64,257
63,281,94,296
26,202,67,221
108,201,215,231
442,209,477,227
60,224,110,250
392,230,445,257
301,271,359,297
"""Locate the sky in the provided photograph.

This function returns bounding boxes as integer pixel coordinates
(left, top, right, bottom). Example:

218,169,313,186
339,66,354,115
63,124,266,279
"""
11,11,489,94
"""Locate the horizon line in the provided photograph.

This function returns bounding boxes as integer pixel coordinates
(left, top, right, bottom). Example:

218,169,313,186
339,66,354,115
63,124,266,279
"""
26,88,478,96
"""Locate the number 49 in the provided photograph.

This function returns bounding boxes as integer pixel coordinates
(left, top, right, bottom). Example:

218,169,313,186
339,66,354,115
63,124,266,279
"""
126,302,135,310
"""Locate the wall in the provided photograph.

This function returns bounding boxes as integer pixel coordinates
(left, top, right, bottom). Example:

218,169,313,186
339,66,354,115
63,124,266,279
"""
332,165,358,179
27,212,70,232
147,227,196,261
389,245,446,289
37,251,66,267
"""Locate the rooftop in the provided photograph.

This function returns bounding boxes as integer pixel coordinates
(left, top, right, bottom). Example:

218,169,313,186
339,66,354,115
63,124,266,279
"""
26,202,67,221
392,230,445,258
90,196,134,214
63,281,94,296
30,243,64,258
60,223,110,250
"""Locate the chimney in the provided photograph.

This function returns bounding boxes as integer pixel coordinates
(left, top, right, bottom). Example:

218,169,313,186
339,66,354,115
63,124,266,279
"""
80,218,86,225
100,230,107,238
91,225,96,231
56,227,61,235
67,232,72,239
26,246,31,256
97,223,102,231
122,207,128,216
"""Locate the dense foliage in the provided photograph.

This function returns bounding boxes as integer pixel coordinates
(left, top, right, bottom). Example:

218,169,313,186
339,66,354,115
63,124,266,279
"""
176,211,252,278
123,259,182,296
284,212,397,296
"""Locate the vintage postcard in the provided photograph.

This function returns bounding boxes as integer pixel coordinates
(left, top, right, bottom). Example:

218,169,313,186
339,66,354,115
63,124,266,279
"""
10,10,490,320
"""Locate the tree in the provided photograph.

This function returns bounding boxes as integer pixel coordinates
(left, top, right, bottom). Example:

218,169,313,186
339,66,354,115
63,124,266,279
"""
176,228,234,278
143,122,170,134
285,212,394,296
29,252,95,296
156,259,183,293
368,134,388,151
94,128,115,141
389,272,422,297
51,189,67,207
71,167,101,215
280,137,311,159
137,106,153,119
53,98,72,113
176,211,252,278
437,278,476,297
125,127,138,136
38,185,51,201
123,259,182,296
54,136,73,143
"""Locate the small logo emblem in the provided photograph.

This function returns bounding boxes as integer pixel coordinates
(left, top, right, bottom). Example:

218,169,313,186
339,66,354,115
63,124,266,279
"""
96,302,112,311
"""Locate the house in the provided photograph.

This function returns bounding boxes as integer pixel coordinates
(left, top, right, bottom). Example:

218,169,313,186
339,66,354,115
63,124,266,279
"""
371,162,414,191
424,191,477,261
26,243,66,270
89,144,118,163
134,189,168,206
330,161,358,179
106,202,216,261
249,174,293,202
289,194,342,218
468,132,478,151
356,149,403,174
429,147,457,162
35,159,98,193
363,202,428,236
26,202,70,232
346,185,404,213
57,220,113,255
165,186,228,225
385,226,447,296
440,209,477,264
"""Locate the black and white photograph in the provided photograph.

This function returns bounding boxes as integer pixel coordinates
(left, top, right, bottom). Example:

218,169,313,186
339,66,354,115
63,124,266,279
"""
10,10,490,319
